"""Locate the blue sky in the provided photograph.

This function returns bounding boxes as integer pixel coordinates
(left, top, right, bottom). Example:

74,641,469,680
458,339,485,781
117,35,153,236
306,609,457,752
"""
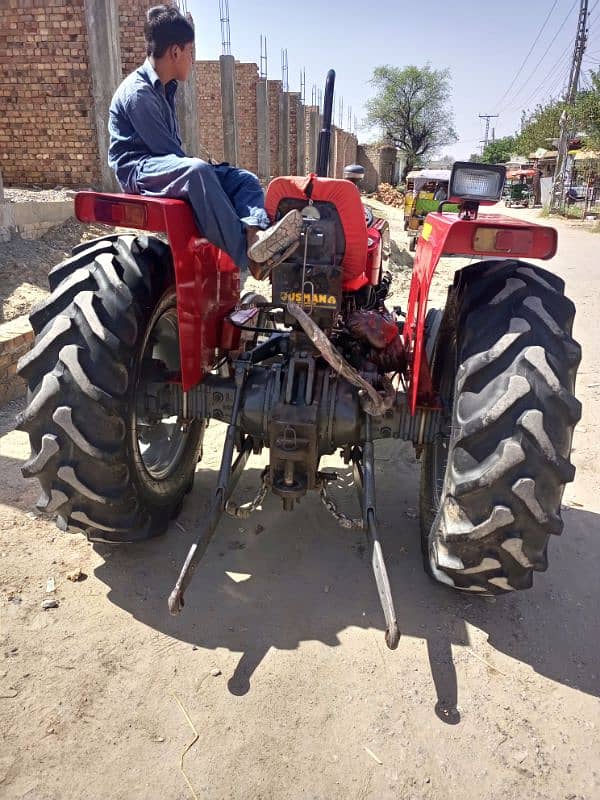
189,0,600,159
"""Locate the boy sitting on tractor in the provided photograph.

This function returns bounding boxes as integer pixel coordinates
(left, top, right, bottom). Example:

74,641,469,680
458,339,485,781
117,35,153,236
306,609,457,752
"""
108,4,301,279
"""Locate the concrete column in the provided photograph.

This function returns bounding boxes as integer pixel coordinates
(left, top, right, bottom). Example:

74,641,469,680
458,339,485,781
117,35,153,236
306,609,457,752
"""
256,78,270,180
176,61,199,157
83,0,121,192
307,107,319,174
279,92,290,175
220,54,238,165
296,102,305,176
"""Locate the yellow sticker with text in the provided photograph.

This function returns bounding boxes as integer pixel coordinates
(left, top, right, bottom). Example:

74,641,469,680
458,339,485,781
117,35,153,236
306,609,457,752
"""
421,222,433,241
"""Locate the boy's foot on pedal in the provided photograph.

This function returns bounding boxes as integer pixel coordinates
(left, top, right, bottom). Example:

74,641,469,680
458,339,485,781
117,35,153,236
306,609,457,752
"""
247,209,302,280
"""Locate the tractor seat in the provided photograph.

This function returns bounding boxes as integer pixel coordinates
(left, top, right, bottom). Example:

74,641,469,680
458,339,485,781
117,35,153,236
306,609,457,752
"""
265,174,369,291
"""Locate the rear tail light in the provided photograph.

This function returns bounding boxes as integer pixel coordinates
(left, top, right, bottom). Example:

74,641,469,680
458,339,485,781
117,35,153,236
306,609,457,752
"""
472,225,556,258
93,199,148,227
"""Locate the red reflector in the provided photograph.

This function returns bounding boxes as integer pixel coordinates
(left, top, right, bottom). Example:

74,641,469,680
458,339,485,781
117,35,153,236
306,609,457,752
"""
94,199,147,227
494,229,533,252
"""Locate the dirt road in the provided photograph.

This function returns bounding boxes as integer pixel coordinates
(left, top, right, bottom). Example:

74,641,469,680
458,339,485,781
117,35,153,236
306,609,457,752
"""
1,206,599,800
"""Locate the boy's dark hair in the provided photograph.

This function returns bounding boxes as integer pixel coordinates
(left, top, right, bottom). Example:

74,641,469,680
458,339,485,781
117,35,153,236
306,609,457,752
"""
144,5,194,59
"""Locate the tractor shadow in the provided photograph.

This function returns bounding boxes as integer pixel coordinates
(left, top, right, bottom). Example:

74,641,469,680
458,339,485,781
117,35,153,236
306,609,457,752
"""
1,395,599,722
89,441,600,720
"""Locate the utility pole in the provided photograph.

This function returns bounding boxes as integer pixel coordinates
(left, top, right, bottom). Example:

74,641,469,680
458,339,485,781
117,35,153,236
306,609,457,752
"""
551,0,588,212
479,114,499,153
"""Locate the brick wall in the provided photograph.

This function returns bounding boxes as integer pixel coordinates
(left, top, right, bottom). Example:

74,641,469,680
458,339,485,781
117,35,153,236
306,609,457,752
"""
0,0,350,189
332,129,358,178
197,61,224,162
120,0,189,77
0,316,33,406
235,62,259,174
357,144,381,193
0,0,100,188
267,80,282,177
119,0,148,77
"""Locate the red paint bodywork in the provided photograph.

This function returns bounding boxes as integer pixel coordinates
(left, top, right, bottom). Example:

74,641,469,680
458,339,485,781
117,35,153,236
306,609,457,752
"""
75,191,558,420
75,192,240,391
366,225,383,285
402,211,558,413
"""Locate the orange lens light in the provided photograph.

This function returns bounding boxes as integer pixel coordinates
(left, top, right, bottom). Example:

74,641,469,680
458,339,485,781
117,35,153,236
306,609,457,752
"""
93,199,147,228
473,226,533,253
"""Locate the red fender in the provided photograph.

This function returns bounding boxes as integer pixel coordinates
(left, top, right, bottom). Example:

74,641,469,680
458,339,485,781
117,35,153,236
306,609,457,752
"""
75,192,239,391
403,211,558,413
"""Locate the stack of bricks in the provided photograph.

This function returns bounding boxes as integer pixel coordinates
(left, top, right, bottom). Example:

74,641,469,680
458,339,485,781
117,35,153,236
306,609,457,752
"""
0,0,100,189
197,61,224,163
0,317,33,406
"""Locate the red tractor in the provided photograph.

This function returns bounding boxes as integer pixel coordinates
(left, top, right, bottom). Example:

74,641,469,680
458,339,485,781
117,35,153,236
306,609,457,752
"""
17,72,581,649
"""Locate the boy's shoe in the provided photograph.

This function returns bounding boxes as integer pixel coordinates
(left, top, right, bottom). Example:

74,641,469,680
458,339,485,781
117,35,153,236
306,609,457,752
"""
248,240,301,281
247,209,302,279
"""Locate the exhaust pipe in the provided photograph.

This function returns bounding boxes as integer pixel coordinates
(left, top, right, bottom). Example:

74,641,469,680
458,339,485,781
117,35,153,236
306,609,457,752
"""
316,69,335,177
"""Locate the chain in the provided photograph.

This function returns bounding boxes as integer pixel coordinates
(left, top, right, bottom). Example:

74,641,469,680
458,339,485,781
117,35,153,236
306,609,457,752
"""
319,482,364,530
225,468,364,529
225,468,269,519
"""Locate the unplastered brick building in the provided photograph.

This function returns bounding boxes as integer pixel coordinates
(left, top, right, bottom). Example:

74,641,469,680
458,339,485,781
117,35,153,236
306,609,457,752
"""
1,0,366,190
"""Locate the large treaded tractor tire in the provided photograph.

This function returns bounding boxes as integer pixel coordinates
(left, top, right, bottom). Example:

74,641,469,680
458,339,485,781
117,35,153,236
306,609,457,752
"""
17,235,205,543
420,259,581,593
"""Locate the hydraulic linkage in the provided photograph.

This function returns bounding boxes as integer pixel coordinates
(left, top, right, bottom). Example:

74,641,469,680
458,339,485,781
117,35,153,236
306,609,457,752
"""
167,356,401,650
168,361,252,614
352,415,400,650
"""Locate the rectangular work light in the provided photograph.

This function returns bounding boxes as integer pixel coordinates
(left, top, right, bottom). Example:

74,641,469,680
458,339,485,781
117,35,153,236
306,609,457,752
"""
448,161,506,204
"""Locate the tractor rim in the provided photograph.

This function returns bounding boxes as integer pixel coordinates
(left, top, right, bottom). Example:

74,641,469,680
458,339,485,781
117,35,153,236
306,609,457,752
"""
134,301,189,481
431,333,457,510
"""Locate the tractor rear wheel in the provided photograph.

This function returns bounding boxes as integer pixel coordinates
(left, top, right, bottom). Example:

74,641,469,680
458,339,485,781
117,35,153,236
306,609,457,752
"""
420,259,581,593
17,235,205,543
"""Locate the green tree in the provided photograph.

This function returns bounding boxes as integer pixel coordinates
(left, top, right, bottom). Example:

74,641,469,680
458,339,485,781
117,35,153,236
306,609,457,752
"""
365,65,458,179
513,101,563,156
480,135,515,164
574,69,600,148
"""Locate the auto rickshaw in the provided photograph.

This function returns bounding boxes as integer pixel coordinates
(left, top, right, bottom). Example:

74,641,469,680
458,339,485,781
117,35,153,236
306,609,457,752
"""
403,169,459,251
504,169,536,208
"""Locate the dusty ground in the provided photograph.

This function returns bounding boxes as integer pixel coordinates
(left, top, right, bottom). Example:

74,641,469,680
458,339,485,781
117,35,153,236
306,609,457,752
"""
1,203,599,800
0,219,113,323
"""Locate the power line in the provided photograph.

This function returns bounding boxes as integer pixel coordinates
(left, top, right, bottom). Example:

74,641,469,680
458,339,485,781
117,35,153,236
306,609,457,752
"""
498,0,579,112
517,39,575,109
495,0,560,109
